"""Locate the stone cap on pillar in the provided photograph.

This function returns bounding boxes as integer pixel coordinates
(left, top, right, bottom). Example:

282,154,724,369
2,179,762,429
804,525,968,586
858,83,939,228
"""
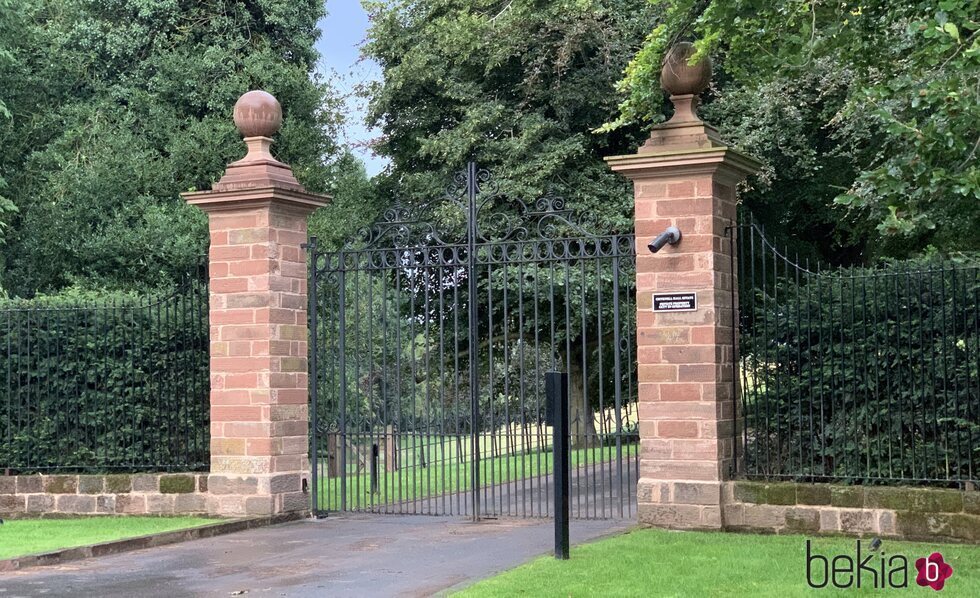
182,90,330,214
607,42,761,180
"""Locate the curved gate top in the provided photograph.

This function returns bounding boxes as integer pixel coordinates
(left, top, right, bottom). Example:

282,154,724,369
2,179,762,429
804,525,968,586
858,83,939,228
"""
308,163,639,520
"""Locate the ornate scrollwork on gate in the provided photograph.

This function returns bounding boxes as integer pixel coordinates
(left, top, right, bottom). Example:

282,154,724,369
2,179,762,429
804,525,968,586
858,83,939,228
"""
316,162,633,271
344,166,612,251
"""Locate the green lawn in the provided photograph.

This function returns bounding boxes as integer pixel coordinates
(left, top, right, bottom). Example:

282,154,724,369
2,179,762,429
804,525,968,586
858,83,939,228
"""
0,517,215,560
319,442,638,511
458,528,980,597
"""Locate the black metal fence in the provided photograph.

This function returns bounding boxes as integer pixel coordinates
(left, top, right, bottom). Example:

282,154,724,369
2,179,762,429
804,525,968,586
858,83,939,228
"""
735,214,979,486
0,264,210,473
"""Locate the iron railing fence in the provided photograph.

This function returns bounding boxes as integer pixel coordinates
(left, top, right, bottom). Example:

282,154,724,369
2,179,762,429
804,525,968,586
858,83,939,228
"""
734,213,979,487
0,261,210,473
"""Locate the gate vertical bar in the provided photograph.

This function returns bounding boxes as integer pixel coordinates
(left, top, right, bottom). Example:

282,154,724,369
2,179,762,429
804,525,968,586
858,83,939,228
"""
467,160,482,521
306,237,320,516
338,260,348,512
612,253,624,518
728,223,739,477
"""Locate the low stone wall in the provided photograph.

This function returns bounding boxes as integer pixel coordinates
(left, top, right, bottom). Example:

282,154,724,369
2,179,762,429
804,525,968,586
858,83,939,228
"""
722,481,980,544
0,473,209,518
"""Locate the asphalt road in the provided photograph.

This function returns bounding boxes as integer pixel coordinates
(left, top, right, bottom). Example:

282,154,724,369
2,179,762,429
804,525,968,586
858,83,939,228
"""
0,514,634,597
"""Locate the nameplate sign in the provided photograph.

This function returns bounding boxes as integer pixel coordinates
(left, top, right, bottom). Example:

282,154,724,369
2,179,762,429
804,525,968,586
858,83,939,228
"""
653,292,697,312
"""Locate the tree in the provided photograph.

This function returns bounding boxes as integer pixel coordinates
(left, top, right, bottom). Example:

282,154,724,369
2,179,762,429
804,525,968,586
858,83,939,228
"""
0,0,22,271
362,0,659,233
0,0,345,296
611,0,980,257
309,152,383,252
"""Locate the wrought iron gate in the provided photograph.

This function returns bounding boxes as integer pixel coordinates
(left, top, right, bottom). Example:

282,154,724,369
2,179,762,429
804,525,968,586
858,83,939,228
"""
308,164,639,519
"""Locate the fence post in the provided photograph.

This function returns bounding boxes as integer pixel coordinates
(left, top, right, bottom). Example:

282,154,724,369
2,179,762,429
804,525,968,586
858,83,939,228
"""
607,43,760,530
182,91,329,517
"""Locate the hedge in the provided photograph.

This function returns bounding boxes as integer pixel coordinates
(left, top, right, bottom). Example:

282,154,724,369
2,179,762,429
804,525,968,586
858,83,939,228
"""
0,283,209,473
739,256,980,485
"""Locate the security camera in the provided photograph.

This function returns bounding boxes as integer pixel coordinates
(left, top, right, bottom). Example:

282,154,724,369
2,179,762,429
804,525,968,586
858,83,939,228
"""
648,226,682,253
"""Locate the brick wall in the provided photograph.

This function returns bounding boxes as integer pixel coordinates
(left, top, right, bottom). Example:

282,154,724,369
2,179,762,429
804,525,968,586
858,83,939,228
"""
0,474,209,518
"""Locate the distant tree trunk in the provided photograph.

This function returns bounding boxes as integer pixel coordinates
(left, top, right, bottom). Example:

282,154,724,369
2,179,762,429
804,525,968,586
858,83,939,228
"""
568,360,597,449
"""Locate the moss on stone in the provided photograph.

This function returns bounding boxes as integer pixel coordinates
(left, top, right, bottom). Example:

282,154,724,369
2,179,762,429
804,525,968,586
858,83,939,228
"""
104,474,133,494
733,481,767,504
785,508,820,533
159,475,196,494
896,511,953,541
949,514,980,542
867,487,962,513
964,492,980,516
830,486,864,508
43,475,78,494
796,484,831,505
764,483,798,506
77,476,104,494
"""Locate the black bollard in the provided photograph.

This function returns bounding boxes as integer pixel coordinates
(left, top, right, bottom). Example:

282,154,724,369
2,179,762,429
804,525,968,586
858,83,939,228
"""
371,443,380,494
546,371,570,560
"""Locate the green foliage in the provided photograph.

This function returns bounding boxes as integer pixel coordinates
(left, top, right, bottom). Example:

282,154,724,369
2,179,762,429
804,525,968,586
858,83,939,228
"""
741,254,980,483
0,0,21,257
613,0,980,255
309,152,383,252
362,0,660,233
0,282,209,473
701,63,879,264
0,0,343,296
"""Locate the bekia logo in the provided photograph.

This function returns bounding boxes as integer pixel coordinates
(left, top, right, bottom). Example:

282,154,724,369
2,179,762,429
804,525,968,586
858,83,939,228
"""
915,553,953,591
806,539,953,591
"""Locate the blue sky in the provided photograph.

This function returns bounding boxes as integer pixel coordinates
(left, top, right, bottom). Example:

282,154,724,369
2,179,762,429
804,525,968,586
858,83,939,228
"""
315,2,387,176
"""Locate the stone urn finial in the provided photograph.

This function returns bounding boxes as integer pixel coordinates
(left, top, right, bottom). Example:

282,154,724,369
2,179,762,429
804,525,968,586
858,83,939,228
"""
661,42,712,124
234,90,282,138
204,90,303,191
232,90,283,165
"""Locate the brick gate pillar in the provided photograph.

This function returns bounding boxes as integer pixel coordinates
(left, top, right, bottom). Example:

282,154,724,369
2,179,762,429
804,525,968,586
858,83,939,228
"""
182,91,328,517
607,44,760,529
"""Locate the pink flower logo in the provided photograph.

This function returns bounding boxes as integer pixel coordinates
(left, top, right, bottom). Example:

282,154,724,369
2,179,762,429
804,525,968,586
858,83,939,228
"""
915,552,953,591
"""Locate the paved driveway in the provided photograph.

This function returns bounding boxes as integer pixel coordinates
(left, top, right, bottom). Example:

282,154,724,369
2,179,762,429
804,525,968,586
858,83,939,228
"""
0,515,633,597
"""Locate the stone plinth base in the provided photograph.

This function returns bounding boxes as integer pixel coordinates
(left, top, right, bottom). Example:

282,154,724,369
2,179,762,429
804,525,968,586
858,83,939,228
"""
206,473,309,517
638,478,723,529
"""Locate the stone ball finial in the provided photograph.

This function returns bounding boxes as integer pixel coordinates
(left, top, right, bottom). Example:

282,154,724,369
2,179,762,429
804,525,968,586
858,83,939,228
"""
660,42,712,97
233,90,282,138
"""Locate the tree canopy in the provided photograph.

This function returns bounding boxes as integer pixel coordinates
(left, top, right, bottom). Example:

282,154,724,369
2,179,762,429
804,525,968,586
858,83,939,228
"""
0,0,347,296
612,0,980,258
362,0,660,235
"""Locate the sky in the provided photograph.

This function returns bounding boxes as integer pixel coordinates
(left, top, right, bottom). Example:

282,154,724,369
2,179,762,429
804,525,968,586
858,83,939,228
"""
315,2,387,177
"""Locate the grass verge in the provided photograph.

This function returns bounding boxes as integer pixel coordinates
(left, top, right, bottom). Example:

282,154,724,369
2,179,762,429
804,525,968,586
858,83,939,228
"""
457,527,980,597
0,517,215,560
